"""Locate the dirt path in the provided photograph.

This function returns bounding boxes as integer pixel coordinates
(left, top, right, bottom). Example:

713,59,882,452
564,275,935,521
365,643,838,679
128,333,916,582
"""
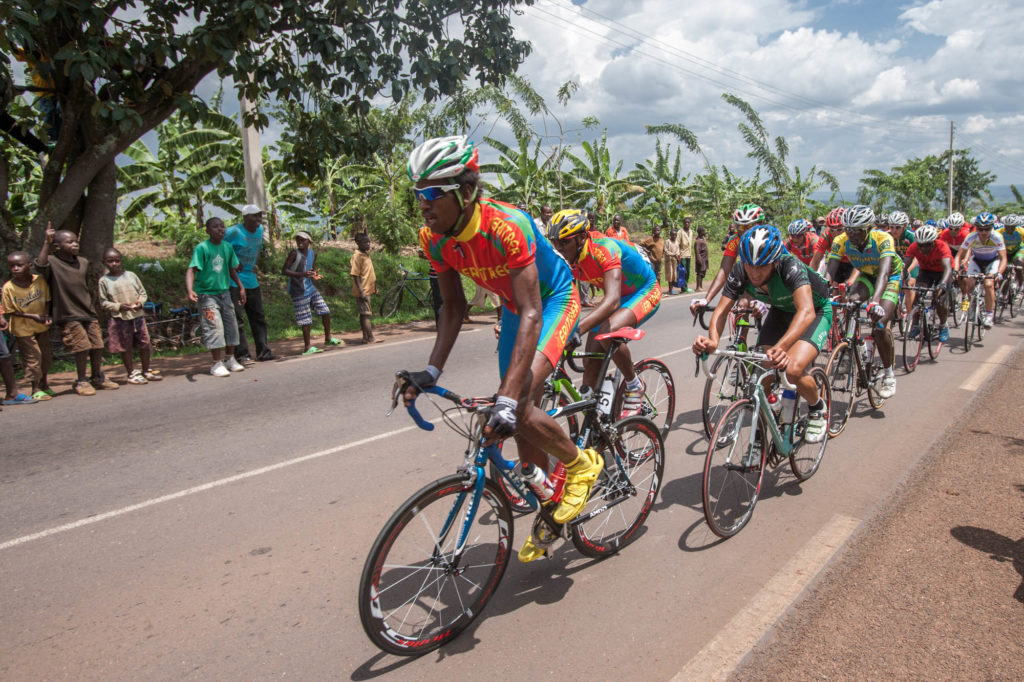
734,345,1024,680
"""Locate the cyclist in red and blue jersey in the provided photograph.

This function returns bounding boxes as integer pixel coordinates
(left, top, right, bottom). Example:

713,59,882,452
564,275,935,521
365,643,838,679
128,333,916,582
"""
547,209,661,416
402,136,603,562
785,218,819,266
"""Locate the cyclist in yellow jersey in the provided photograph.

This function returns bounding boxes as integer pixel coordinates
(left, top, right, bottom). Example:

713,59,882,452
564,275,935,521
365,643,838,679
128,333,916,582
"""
826,204,901,399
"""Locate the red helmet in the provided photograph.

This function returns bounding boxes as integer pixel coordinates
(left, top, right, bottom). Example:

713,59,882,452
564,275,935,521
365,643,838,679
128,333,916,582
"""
825,207,846,228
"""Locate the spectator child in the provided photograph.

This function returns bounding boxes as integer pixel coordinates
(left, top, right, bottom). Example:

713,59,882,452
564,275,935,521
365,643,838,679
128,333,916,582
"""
0,304,38,407
664,228,681,295
98,248,161,384
35,226,119,395
694,226,710,291
350,233,378,344
185,217,247,377
282,231,342,355
640,225,665,285
2,250,52,400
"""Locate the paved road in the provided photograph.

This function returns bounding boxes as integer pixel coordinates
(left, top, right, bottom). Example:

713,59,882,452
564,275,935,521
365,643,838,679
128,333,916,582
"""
2,295,1020,680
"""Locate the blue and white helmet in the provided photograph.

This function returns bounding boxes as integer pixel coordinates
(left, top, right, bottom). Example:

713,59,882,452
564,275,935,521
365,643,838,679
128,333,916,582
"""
787,218,812,236
974,212,997,228
739,225,785,266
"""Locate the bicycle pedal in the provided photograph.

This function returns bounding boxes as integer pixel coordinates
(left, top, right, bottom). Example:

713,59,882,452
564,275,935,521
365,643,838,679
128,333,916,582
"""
531,515,560,548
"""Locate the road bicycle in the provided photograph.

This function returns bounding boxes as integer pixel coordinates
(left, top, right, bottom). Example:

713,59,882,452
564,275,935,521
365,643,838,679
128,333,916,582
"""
697,305,760,439
544,333,676,441
961,274,995,352
994,263,1022,322
145,302,202,351
378,264,432,318
698,350,831,538
901,286,945,372
824,301,888,438
359,330,664,655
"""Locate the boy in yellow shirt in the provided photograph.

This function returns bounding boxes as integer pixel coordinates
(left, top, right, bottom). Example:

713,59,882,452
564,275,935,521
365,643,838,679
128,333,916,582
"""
2,251,52,401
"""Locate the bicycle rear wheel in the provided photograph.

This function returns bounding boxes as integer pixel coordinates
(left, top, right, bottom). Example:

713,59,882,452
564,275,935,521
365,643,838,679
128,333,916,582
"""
358,475,513,656
701,354,747,439
789,367,831,481
611,358,675,441
379,284,404,318
902,308,923,373
824,342,855,438
963,297,975,352
569,415,664,557
949,286,965,327
702,399,765,538
925,308,943,360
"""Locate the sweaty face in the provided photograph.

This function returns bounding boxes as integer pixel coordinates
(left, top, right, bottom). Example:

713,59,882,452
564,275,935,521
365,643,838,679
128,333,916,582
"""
846,227,869,248
552,234,583,263
744,262,774,287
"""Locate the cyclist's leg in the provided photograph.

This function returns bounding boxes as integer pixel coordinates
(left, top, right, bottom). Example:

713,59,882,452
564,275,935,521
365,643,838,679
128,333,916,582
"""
872,278,899,370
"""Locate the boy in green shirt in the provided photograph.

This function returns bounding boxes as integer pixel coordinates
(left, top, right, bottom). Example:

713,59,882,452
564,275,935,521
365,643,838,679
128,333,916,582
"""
185,218,247,377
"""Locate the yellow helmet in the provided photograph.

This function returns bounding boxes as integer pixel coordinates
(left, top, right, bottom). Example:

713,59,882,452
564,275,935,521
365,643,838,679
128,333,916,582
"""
547,209,590,241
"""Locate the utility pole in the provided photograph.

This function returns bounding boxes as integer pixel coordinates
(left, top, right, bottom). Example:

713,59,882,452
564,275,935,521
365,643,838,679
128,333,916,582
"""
948,121,955,215
240,91,267,217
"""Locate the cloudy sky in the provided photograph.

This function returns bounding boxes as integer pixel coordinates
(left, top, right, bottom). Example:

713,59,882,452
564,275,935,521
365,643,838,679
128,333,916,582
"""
497,0,1024,193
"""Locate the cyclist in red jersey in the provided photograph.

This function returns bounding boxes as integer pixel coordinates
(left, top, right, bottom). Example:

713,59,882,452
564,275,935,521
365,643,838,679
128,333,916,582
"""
809,206,855,282
402,137,602,560
939,212,972,257
547,209,661,416
903,224,953,342
785,218,819,265
690,203,766,317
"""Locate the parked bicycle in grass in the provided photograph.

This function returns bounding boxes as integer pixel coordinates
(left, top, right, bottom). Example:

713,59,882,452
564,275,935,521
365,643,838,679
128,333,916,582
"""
378,264,433,318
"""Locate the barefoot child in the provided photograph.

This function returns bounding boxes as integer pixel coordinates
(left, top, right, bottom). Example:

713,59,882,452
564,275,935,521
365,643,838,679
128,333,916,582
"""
98,248,161,384
282,231,342,354
350,232,378,344
2,251,52,400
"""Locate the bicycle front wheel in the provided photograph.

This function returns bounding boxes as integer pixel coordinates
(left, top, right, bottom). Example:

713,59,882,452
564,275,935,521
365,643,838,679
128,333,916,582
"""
612,358,675,441
702,399,765,538
379,284,404,318
701,354,747,439
569,415,664,557
926,308,943,360
358,475,513,656
902,308,923,373
865,351,887,409
824,342,855,438
789,367,831,481
963,297,975,352
949,287,965,327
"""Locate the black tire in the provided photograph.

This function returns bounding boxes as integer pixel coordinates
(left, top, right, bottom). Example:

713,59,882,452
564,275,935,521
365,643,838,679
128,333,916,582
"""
1008,282,1018,319
611,358,676,441
701,354,747,439
902,308,923,373
358,475,513,656
949,286,965,327
994,283,1007,325
789,367,831,482
379,284,404,318
569,415,664,557
824,342,855,438
702,399,766,538
925,306,943,360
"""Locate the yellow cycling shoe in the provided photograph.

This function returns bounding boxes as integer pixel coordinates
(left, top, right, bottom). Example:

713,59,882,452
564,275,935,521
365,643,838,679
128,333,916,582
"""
552,448,604,524
518,535,547,563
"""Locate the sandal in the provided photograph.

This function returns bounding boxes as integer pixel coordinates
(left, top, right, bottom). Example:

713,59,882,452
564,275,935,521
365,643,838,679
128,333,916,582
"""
127,369,148,385
325,337,344,346
302,346,322,355
143,371,163,381
30,390,53,401
3,393,39,405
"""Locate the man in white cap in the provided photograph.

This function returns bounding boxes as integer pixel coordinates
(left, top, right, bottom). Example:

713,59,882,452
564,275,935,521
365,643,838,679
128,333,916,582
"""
225,204,275,362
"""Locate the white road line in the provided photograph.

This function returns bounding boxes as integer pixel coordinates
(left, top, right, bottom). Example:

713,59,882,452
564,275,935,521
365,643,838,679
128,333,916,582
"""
958,344,1013,391
673,514,861,682
285,327,478,362
0,419,440,552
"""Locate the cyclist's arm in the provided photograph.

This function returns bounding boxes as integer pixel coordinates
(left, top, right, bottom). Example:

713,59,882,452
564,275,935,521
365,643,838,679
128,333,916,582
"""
693,295,737,354
425,268,467,372
869,256,892,306
695,254,736,311
954,245,967,272
939,257,952,287
578,268,621,335
496,263,544,402
997,248,1007,276
906,257,920,279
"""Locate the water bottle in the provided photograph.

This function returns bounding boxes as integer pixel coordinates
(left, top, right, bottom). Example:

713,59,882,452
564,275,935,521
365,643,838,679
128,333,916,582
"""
863,336,875,361
767,387,782,419
521,463,556,502
597,373,616,415
780,388,797,424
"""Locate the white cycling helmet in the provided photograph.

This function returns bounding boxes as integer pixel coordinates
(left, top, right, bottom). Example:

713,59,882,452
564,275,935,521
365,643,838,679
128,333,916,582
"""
914,225,939,244
406,136,480,182
888,210,909,227
843,204,875,229
787,218,811,236
947,212,965,228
